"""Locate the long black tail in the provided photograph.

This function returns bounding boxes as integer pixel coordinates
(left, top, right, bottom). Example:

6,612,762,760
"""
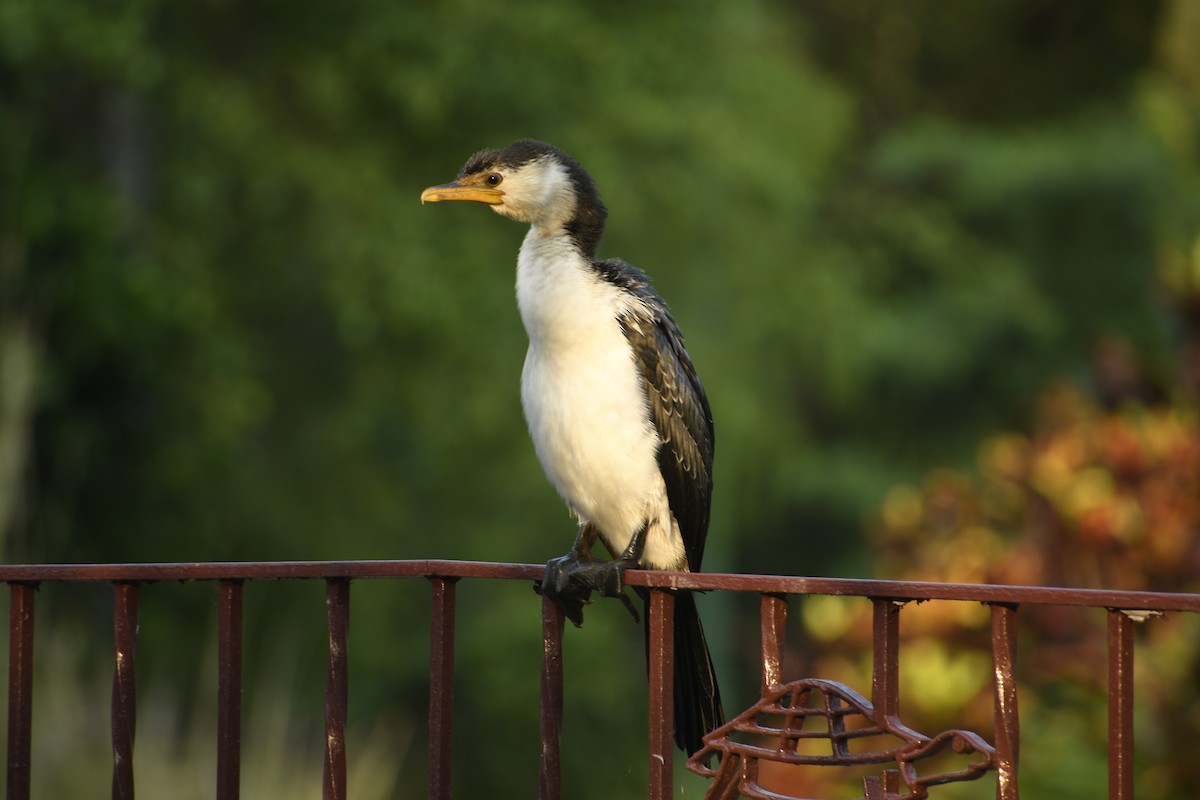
642,590,724,755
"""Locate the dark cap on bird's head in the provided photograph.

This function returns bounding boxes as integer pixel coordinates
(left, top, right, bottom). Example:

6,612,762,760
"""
455,139,563,179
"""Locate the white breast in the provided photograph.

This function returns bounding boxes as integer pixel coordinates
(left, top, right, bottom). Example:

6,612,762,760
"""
515,229,682,567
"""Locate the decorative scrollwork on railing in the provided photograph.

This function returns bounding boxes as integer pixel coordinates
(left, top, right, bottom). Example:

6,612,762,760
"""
686,678,996,800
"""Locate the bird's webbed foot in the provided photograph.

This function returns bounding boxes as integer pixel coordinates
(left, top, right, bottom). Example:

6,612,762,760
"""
536,523,646,626
538,550,601,627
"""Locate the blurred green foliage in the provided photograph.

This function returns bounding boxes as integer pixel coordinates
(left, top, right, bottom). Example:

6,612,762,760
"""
3,0,1200,797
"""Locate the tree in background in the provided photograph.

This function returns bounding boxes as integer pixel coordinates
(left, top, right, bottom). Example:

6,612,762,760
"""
0,2,849,796
796,6,1200,796
3,0,1199,797
849,380,1200,796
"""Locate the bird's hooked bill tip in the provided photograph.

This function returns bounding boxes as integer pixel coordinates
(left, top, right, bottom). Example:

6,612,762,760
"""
420,183,505,205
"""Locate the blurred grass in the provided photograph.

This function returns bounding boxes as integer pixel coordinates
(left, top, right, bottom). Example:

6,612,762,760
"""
2,623,408,799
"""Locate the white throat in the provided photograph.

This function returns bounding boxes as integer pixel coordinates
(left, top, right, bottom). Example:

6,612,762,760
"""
492,157,577,228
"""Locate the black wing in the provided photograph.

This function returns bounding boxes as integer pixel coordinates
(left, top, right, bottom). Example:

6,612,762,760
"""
603,260,714,571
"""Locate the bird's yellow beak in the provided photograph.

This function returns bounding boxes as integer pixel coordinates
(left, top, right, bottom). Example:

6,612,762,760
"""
420,181,505,205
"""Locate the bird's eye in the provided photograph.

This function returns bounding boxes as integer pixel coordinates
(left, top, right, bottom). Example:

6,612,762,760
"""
486,173,503,187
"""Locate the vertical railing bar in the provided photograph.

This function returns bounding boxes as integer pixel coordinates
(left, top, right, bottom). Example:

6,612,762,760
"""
989,603,1020,800
870,599,902,723
7,583,36,800
428,577,458,800
647,589,675,800
1107,610,1134,800
760,594,788,694
216,580,244,800
538,595,565,800
324,578,351,800
112,582,140,800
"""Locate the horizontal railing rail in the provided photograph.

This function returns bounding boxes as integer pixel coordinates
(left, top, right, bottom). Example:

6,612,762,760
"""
4,559,1198,610
3,560,1197,800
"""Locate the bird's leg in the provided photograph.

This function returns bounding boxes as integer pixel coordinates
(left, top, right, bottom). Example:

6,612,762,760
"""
538,522,647,625
541,523,647,625
616,520,649,563
594,522,647,622
539,523,604,627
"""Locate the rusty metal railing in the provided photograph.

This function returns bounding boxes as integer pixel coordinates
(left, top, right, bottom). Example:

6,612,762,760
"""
3,560,1198,799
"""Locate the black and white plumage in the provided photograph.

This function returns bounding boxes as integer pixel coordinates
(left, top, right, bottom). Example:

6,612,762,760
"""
421,139,723,755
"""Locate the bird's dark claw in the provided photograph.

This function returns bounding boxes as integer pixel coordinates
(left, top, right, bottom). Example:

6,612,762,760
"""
536,553,641,626
536,552,597,626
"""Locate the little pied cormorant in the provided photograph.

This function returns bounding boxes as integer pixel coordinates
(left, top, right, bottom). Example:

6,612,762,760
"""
421,139,723,755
